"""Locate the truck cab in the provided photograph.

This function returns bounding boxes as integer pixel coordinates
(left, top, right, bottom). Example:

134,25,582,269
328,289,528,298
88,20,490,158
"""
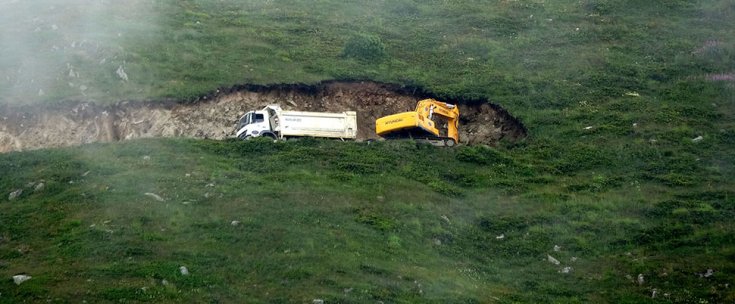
236,109,275,139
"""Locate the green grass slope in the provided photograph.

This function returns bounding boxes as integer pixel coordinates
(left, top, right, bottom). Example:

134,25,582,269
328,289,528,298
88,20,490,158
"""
1,139,733,303
1,0,734,302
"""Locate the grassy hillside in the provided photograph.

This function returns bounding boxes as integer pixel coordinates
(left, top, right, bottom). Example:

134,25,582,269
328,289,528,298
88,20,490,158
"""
1,0,734,302
1,138,731,303
2,1,733,105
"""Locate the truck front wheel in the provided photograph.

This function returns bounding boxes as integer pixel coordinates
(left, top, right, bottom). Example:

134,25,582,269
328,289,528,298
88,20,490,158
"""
261,132,278,140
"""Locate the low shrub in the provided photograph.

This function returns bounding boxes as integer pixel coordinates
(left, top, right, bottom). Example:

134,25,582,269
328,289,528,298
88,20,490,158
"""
342,34,387,62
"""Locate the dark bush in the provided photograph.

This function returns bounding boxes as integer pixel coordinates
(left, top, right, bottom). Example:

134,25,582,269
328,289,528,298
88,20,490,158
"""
342,34,387,62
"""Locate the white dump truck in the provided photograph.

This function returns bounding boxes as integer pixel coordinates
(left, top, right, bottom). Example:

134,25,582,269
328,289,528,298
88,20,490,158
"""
236,105,358,140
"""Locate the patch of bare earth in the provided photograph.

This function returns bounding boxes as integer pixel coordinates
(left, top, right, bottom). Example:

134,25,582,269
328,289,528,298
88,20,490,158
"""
0,81,526,153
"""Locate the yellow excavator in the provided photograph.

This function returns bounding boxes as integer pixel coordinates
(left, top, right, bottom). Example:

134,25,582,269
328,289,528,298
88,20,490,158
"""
375,99,460,147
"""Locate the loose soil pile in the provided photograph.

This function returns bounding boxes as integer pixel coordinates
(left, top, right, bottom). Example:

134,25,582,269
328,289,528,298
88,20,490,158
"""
0,81,526,153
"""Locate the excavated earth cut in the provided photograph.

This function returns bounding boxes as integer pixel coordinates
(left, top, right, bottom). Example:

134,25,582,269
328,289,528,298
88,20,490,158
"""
0,81,526,153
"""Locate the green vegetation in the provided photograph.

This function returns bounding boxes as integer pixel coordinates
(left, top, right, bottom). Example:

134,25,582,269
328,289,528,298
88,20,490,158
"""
342,34,387,62
1,139,733,302
1,0,734,302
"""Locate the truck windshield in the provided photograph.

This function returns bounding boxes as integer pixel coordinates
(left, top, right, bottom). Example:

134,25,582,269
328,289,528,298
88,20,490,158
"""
238,113,251,129
238,113,265,129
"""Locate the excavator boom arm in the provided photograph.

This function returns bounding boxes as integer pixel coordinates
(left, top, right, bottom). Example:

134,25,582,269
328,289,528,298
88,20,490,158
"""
414,99,460,142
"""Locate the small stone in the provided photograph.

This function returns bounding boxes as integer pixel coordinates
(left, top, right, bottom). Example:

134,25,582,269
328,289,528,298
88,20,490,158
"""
571,257,578,262
547,255,560,265
34,183,45,192
116,65,129,81
142,155,151,161
559,266,572,274
433,238,442,245
376,195,384,202
231,220,241,226
651,289,657,298
704,269,714,278
8,189,23,200
553,245,561,252
495,234,505,240
179,266,189,276
637,274,645,285
161,279,169,286
692,136,704,143
13,274,31,285
440,215,450,224
584,126,594,130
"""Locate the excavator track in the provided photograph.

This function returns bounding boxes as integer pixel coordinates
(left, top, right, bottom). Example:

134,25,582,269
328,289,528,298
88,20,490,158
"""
380,129,457,147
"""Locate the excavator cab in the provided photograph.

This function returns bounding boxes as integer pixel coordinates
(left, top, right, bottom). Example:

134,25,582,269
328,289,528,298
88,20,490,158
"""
375,99,460,147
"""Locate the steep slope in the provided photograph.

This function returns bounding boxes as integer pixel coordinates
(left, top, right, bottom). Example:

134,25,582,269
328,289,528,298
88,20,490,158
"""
1,139,732,303
0,0,734,302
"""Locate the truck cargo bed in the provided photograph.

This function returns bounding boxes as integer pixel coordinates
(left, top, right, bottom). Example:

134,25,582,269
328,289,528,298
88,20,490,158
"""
278,110,357,139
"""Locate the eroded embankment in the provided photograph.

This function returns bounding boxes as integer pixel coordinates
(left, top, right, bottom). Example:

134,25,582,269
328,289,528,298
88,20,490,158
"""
0,81,526,153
